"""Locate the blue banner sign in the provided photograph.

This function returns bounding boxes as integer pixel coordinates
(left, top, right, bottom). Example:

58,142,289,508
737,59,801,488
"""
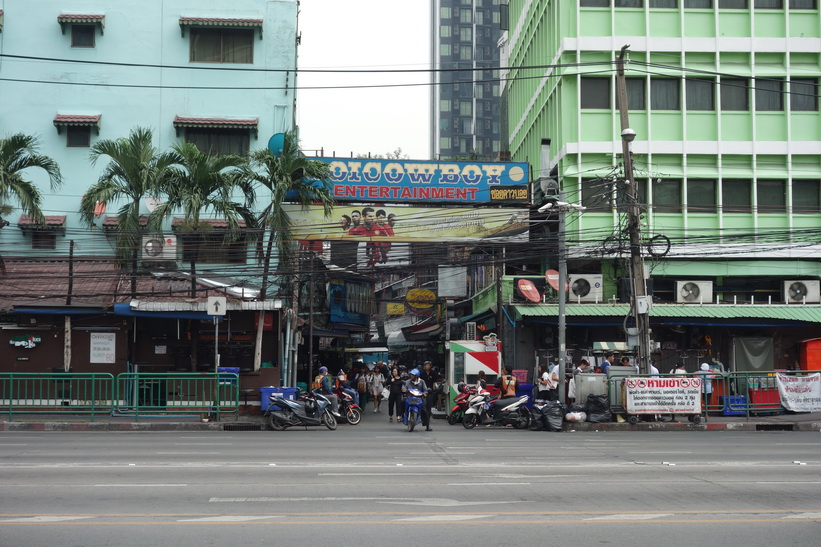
309,157,530,204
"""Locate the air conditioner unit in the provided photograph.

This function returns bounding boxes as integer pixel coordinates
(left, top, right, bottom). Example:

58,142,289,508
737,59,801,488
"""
783,280,821,304
676,280,713,304
141,235,177,262
569,274,603,303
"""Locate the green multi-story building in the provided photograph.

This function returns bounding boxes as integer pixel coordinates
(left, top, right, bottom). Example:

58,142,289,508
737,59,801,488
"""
492,1,821,373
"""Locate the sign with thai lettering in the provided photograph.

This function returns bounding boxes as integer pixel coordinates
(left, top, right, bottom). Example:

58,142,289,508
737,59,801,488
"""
776,373,821,412
90,333,116,364
9,335,41,349
310,158,530,204
625,377,702,414
286,205,529,243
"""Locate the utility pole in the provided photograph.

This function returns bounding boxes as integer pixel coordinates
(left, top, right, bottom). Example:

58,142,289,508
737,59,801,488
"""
615,45,652,374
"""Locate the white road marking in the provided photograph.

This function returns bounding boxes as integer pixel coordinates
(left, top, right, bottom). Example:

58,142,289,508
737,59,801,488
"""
178,516,280,522
784,513,821,519
0,516,92,523
586,513,673,521
381,499,522,507
397,515,487,522
155,452,222,455
447,483,531,486
95,484,187,487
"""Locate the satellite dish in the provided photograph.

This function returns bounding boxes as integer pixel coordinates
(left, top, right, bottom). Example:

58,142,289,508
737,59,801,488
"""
267,133,285,157
545,269,569,293
680,282,701,302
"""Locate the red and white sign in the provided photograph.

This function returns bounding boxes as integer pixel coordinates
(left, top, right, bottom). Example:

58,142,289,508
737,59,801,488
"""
776,373,821,412
625,377,702,414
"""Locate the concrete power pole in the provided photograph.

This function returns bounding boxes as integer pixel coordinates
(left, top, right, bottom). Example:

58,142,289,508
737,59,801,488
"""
615,45,652,375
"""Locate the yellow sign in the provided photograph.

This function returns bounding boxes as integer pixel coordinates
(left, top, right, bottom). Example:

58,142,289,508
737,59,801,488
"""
406,288,437,309
386,303,406,315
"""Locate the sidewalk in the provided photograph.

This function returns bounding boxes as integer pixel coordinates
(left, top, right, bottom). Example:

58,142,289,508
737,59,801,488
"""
1,407,820,432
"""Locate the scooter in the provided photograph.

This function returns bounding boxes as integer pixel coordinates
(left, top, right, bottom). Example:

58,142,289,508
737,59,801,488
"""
463,390,530,430
447,382,475,425
402,389,425,432
336,389,362,425
265,389,337,431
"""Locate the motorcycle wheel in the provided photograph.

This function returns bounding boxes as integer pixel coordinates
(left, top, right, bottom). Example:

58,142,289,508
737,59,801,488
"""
322,410,338,430
463,413,478,429
267,412,286,431
407,409,417,432
515,410,531,430
346,408,362,425
447,412,461,426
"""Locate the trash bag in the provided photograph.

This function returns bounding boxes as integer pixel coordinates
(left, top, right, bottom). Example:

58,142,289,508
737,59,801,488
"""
586,394,612,423
569,403,587,414
565,411,587,422
546,402,565,432
530,404,547,431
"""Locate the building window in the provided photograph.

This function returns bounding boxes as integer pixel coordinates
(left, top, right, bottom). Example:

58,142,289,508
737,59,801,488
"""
686,78,715,110
581,178,610,211
723,179,752,213
190,28,254,63
440,6,452,18
653,179,682,213
616,79,646,110
650,0,678,6
66,126,92,147
757,180,787,213
688,179,717,212
651,78,681,110
460,45,472,60
581,77,611,109
685,0,713,6
32,232,57,250
440,43,451,56
720,78,749,111
580,0,609,6
790,78,819,111
790,0,817,8
616,0,643,4
71,25,95,47
460,27,472,41
755,0,783,7
185,129,250,156
719,0,748,7
460,101,472,116
441,25,451,38
756,78,784,111
180,233,247,264
460,8,473,23
793,180,821,213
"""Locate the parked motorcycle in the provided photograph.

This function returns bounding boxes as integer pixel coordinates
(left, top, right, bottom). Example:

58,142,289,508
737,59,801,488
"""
266,389,337,431
336,389,362,425
463,390,530,429
447,382,475,425
402,389,425,432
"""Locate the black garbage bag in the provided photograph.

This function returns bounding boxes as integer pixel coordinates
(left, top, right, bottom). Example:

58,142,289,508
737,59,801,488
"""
569,403,587,414
529,403,547,431
586,394,612,423
545,402,565,432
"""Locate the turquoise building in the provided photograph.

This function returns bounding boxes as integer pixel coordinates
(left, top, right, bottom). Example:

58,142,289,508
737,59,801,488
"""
491,1,821,372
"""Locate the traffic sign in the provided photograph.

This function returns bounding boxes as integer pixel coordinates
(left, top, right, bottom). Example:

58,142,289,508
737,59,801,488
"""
207,296,227,316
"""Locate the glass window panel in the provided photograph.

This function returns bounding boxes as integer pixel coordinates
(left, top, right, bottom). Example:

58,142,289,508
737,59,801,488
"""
440,43,451,56
460,27,472,41
581,0,610,6
793,180,821,213
616,79,646,109
440,99,451,111
460,101,472,116
720,78,749,111
581,77,611,109
460,8,473,23
66,126,92,147
650,0,678,6
616,0,643,5
790,0,817,8
460,45,472,60
440,25,452,38
581,178,611,211
755,78,784,111
757,180,787,213
688,179,717,212
686,78,715,110
754,0,783,7
71,25,95,48
651,78,681,110
190,29,253,63
440,6,452,18
723,179,752,213
790,78,818,111
652,179,682,213
186,129,250,156
719,0,748,7
685,0,713,6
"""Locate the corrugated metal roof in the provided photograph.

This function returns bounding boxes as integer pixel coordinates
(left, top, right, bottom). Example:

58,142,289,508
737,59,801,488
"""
513,304,821,324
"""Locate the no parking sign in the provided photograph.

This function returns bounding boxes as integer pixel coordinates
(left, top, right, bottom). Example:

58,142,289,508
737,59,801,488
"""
625,377,702,414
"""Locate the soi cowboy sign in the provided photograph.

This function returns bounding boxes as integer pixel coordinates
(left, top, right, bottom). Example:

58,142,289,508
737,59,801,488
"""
625,377,702,414
310,157,530,204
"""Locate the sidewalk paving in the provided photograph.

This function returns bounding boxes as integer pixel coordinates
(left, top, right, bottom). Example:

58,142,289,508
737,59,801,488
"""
2,407,820,432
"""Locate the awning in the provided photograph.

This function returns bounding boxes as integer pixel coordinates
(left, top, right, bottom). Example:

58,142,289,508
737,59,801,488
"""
53,114,101,135
458,308,496,324
386,331,428,349
17,215,66,233
113,303,215,321
179,16,263,38
513,304,821,326
593,342,629,351
57,13,104,34
14,307,105,316
173,116,259,139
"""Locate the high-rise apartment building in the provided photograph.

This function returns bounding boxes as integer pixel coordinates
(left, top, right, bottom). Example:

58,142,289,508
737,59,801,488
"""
431,0,504,160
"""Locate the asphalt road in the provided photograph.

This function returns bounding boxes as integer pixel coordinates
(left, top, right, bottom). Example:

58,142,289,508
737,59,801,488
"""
1,413,820,546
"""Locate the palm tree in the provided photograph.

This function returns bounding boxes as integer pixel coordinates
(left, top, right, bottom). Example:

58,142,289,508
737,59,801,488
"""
245,130,334,372
0,134,63,272
151,142,256,370
80,127,177,296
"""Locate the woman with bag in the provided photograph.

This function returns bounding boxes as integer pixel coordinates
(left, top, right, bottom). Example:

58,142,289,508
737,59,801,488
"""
386,367,404,423
370,365,386,413
538,363,560,402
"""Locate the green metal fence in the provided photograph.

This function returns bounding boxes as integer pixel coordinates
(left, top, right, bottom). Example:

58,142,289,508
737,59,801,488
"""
0,372,239,422
0,372,115,421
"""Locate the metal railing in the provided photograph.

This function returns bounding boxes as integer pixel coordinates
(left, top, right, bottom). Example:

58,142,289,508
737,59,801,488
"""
0,372,239,422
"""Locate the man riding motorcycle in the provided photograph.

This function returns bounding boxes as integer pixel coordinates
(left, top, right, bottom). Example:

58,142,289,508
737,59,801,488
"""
316,366,341,417
403,368,432,432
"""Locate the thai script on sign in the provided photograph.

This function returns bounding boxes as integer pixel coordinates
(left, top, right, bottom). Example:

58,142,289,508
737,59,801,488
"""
776,373,821,412
625,377,702,414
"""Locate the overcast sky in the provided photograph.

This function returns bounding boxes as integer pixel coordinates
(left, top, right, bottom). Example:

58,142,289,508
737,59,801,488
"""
295,1,432,160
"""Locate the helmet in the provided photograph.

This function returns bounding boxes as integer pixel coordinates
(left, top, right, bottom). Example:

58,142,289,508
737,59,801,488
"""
409,368,420,377
319,366,328,373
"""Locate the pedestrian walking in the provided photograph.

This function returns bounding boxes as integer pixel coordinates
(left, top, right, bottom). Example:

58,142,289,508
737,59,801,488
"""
386,367,404,423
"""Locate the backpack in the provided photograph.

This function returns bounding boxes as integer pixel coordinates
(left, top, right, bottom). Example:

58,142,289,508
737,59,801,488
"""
312,375,323,390
357,375,367,394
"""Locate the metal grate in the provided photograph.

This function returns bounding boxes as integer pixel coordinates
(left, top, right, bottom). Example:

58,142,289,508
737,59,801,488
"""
223,423,262,431
755,424,793,432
